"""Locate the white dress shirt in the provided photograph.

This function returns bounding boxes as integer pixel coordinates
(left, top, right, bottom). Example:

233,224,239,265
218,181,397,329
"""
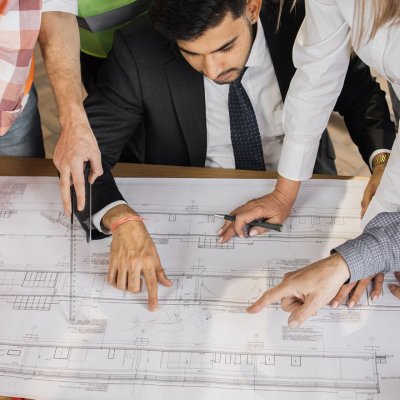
93,19,285,233
280,0,400,226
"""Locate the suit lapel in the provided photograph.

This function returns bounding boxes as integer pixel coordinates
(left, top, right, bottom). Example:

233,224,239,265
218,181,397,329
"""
261,0,304,101
164,50,207,167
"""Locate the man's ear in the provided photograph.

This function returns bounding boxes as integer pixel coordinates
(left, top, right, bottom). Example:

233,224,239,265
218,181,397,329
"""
245,0,262,24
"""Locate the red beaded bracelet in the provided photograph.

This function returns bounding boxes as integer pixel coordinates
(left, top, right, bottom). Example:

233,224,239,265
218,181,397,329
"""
110,215,145,233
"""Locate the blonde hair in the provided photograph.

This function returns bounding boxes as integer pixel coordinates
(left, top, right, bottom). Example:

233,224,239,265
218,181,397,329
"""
277,0,297,31
355,0,400,46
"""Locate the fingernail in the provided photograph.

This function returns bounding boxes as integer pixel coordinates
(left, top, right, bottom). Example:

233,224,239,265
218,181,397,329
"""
348,301,355,309
149,303,158,312
331,301,339,309
288,318,299,329
218,237,224,244
249,229,257,237
388,284,395,292
217,228,223,235
371,295,378,302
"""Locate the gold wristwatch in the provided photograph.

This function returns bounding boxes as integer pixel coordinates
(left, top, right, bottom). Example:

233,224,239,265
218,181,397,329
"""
371,152,390,169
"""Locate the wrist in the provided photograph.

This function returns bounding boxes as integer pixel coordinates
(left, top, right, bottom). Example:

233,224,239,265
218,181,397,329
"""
329,253,351,284
59,103,88,128
274,175,301,206
102,204,139,231
371,152,390,172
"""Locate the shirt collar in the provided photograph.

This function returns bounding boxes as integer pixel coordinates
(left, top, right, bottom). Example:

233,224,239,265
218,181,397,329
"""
246,19,267,68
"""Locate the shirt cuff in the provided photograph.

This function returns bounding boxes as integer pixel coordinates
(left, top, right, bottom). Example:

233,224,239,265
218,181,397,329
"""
277,136,320,181
92,200,127,235
368,149,391,170
333,242,366,283
333,218,386,282
42,0,78,14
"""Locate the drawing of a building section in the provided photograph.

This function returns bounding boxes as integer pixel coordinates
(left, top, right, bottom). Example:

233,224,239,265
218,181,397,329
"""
0,340,390,400
1,222,399,320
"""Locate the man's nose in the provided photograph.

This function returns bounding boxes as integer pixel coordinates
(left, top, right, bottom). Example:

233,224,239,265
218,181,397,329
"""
202,55,222,80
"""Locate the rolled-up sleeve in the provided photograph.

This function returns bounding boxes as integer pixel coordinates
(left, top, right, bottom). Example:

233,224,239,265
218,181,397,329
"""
334,212,400,282
279,0,352,180
42,0,77,14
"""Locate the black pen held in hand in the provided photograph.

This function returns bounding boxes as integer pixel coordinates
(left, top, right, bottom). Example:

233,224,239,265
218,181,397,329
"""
214,214,283,232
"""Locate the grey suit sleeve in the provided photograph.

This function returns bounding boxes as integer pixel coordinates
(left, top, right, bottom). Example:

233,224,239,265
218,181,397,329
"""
334,212,400,282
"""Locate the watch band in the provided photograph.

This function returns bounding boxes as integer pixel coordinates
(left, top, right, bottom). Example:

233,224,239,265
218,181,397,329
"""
372,153,390,169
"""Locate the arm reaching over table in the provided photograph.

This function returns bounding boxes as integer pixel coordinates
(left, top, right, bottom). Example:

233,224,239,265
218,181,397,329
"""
248,212,400,327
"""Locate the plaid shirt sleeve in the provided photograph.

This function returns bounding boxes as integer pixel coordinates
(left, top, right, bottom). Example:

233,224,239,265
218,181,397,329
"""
334,212,400,282
0,0,41,136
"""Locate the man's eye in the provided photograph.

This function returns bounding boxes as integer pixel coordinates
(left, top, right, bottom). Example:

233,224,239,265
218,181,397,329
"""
220,45,233,54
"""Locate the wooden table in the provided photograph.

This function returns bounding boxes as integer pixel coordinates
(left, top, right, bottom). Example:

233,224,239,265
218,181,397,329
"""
0,157,354,180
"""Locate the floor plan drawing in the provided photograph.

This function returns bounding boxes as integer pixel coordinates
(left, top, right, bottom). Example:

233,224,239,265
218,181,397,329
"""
0,176,399,400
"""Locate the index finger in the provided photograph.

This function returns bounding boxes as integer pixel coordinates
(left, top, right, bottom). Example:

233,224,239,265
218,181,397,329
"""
59,168,72,216
247,284,289,314
143,268,158,312
71,163,86,212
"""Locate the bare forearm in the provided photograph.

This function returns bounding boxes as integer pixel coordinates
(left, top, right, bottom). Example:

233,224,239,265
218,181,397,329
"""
38,12,85,125
39,12,103,214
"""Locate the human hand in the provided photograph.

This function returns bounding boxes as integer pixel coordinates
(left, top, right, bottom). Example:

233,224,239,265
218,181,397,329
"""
389,272,400,299
247,253,350,328
103,205,172,311
218,176,300,243
54,114,103,215
361,163,386,217
330,273,384,308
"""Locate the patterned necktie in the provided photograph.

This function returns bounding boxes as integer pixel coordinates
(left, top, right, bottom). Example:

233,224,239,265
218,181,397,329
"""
228,68,266,171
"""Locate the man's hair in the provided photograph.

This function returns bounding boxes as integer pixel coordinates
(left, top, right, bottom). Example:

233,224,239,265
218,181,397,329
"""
150,0,247,41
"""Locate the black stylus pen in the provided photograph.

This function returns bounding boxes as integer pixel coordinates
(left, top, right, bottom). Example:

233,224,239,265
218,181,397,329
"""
214,214,283,232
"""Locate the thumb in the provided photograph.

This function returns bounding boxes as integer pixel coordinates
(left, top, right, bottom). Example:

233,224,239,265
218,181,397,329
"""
287,297,319,328
248,226,268,237
89,156,104,184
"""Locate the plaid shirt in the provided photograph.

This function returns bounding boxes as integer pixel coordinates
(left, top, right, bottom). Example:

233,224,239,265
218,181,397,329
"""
0,0,41,136
0,0,77,136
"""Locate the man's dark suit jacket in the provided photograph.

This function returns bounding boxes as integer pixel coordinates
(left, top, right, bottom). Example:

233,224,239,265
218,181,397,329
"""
83,0,395,236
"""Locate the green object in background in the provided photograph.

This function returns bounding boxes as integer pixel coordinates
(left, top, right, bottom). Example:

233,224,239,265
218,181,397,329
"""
78,0,151,58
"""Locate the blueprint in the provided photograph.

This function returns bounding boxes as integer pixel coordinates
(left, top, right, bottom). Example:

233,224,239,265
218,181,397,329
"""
0,176,399,400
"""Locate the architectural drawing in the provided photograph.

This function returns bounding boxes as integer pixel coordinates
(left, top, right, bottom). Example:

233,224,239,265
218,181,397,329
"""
0,177,399,400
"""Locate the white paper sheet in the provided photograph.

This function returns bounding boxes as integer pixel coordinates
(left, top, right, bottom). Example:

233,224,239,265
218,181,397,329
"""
0,176,399,400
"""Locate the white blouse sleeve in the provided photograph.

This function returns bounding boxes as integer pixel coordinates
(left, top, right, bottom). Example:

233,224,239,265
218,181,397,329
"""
279,0,352,181
42,0,78,14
